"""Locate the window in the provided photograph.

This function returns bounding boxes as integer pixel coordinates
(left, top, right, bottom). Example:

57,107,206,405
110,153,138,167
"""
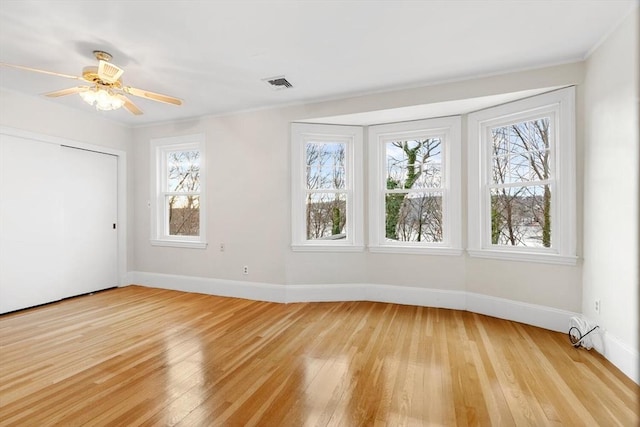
150,134,207,248
468,87,576,264
368,117,462,254
291,123,363,251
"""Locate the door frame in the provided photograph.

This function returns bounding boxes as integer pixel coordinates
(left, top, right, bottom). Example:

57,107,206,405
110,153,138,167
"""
0,126,127,286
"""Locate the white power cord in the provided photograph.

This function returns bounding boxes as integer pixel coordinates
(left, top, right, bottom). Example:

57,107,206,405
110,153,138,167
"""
568,316,599,350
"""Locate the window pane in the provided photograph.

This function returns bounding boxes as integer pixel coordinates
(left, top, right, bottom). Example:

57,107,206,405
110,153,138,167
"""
492,152,550,184
385,192,442,243
491,118,550,184
490,185,551,247
167,195,200,236
306,142,346,190
305,193,346,240
167,150,201,192
386,138,442,190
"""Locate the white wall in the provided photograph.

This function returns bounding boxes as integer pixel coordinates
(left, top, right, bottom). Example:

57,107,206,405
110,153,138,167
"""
0,89,132,152
582,10,639,378
132,63,584,312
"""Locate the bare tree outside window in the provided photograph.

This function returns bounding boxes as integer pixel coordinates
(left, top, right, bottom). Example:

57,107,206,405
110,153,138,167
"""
305,142,347,239
166,150,200,236
385,138,443,242
490,118,551,247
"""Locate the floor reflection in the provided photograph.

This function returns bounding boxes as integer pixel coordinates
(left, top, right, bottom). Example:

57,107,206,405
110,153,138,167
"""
159,328,206,425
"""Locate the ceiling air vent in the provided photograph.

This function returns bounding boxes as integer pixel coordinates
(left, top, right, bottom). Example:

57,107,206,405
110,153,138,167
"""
263,75,293,90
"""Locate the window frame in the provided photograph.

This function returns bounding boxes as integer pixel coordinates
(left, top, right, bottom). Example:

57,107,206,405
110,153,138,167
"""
291,123,364,252
150,133,207,249
368,116,462,255
467,87,576,264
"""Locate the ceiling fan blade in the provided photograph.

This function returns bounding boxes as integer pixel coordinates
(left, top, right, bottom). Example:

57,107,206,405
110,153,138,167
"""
0,62,84,81
118,94,143,115
123,86,182,106
44,86,91,97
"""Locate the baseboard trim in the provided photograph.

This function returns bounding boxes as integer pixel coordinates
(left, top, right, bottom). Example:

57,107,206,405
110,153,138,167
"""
127,271,636,384
286,283,367,303
602,330,639,384
466,292,575,333
127,271,573,332
128,271,286,303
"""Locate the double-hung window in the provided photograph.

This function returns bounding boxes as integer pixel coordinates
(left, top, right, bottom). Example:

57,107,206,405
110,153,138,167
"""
467,87,576,264
150,133,207,248
291,123,364,251
368,117,462,254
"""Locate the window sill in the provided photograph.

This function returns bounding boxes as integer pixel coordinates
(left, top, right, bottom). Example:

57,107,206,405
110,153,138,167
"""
369,246,463,256
291,244,365,253
467,249,577,265
151,239,208,249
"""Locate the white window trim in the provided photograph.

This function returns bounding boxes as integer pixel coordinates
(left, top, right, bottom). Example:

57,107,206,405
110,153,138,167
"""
467,87,576,265
368,116,462,255
291,123,364,252
150,133,207,249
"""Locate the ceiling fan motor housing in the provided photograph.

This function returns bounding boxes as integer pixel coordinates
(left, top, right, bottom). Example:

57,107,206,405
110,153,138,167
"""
82,62,124,86
82,66,103,84
93,50,113,62
98,60,124,84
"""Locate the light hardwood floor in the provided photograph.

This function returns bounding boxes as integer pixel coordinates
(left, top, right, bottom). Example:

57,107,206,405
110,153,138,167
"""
0,285,637,426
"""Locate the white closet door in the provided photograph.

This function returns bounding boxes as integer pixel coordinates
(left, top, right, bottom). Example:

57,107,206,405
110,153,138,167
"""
0,135,65,313
61,146,118,297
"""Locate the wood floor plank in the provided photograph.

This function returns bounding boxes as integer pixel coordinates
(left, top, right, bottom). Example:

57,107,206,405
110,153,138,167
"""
0,285,638,426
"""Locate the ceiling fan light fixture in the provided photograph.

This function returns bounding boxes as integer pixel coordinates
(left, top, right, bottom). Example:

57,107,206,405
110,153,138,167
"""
1,50,182,116
80,86,125,111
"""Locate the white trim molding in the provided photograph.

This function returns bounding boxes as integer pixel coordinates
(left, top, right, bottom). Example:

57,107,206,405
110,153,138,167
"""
601,332,639,384
150,133,207,249
465,292,575,332
290,123,364,251
128,271,286,303
127,271,573,332
127,272,640,383
467,87,577,265
368,116,462,254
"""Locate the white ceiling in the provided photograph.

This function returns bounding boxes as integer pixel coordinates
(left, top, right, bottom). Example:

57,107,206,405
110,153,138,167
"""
303,86,565,126
0,1,635,126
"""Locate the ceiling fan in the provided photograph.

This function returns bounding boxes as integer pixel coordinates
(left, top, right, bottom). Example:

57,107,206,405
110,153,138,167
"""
0,50,182,115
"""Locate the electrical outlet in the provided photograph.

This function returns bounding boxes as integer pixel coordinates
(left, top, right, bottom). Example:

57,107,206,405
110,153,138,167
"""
243,265,249,275
594,299,600,314
220,242,225,252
